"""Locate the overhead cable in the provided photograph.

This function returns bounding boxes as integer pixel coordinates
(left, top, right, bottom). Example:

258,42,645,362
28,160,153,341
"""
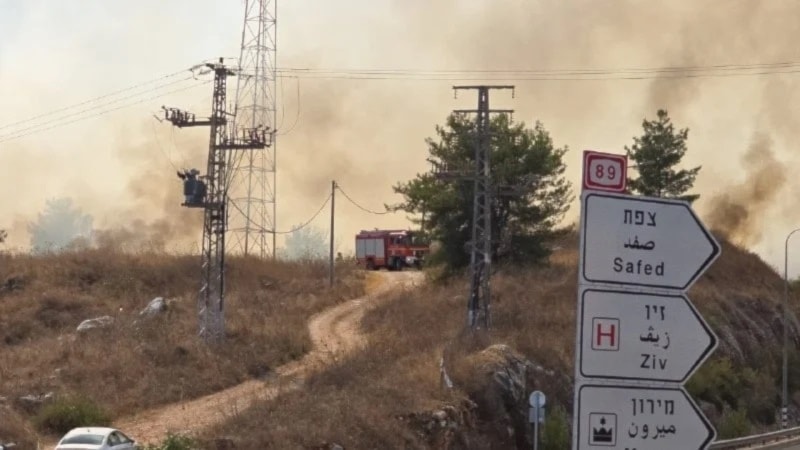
336,184,392,215
229,193,331,234
0,80,211,143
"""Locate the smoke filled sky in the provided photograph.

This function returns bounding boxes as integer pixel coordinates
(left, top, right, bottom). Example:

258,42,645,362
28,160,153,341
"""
2,0,800,275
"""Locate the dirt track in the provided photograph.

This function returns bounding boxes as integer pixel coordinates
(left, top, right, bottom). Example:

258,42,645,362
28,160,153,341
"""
42,270,422,448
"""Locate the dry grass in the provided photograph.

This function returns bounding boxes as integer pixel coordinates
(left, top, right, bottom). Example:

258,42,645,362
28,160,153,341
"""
3,231,788,447
206,231,798,448
0,248,364,439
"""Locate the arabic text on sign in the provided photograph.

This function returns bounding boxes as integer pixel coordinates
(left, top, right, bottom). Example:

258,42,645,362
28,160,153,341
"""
627,423,678,440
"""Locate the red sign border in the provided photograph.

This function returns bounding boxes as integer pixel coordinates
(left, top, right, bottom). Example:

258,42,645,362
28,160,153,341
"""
582,150,627,193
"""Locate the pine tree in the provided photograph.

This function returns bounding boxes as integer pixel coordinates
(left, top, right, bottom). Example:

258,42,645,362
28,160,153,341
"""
626,109,701,203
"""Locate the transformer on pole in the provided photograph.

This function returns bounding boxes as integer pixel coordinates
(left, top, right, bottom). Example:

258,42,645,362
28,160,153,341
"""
228,0,278,259
165,58,269,343
433,85,514,330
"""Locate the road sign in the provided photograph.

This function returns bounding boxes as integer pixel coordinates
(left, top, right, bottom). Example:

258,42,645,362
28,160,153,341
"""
581,192,720,290
576,384,714,450
529,391,546,424
582,150,627,193
579,288,717,383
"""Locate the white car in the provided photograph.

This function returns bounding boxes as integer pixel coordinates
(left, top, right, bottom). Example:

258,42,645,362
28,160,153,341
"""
54,427,139,450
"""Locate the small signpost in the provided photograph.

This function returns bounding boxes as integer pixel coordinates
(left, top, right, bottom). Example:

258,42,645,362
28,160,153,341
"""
572,150,720,450
530,391,546,450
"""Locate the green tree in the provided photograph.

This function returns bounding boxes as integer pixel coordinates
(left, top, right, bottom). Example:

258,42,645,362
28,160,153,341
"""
281,224,328,261
626,109,701,203
390,113,572,272
28,197,93,254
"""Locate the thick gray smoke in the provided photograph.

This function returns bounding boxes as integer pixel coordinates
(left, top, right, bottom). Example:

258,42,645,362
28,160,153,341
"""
3,0,800,263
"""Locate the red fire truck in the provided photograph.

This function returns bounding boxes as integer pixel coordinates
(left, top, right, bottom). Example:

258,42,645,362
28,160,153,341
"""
355,229,429,270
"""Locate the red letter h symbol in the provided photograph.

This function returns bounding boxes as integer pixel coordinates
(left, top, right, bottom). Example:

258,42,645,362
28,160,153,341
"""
592,318,619,351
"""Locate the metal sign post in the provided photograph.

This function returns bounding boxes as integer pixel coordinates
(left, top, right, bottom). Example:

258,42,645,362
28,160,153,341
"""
529,391,546,450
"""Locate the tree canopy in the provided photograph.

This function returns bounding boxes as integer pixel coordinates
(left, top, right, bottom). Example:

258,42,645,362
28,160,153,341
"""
281,224,328,261
390,113,572,272
28,197,93,254
625,109,701,203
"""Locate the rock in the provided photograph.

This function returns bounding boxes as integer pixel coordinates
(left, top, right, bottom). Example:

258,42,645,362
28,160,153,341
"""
76,316,114,333
311,443,344,450
0,275,24,294
15,392,54,414
140,297,168,317
461,344,560,449
212,437,236,449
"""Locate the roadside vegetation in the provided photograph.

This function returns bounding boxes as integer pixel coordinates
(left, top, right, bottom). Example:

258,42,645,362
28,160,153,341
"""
0,247,363,443
204,231,800,448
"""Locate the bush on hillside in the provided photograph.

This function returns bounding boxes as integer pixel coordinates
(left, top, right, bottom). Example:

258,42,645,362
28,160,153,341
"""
716,408,752,439
34,394,110,435
539,404,570,450
142,432,199,450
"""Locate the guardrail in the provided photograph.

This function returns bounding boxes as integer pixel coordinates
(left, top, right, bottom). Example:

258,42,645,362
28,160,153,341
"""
710,426,800,449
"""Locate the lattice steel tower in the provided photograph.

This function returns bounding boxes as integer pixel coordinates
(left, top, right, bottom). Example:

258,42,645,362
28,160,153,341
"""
228,0,278,258
165,58,268,343
433,86,514,330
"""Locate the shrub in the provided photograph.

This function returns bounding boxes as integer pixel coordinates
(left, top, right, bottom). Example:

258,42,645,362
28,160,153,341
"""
34,394,110,435
142,432,199,450
717,408,752,439
539,404,570,450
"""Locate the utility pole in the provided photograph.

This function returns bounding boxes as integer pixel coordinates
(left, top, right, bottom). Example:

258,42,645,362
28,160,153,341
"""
434,85,514,330
228,0,278,259
165,58,269,343
329,180,336,288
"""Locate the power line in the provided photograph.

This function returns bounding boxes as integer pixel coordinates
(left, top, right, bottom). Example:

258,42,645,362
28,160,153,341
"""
279,60,800,76
151,120,180,172
0,67,198,133
275,60,800,81
0,76,195,140
277,77,301,136
0,81,211,143
229,192,331,234
336,184,392,215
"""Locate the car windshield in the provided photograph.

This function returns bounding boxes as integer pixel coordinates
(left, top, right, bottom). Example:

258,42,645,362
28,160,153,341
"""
61,433,105,444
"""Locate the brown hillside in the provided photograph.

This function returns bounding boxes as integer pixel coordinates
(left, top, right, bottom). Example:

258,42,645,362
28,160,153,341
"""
204,232,800,448
0,249,364,444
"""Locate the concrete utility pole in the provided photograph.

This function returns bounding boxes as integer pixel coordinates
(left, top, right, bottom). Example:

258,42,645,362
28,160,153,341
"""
164,58,269,343
329,180,336,288
434,85,514,330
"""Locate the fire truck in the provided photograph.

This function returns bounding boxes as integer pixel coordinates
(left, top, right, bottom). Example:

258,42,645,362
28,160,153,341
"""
355,229,429,270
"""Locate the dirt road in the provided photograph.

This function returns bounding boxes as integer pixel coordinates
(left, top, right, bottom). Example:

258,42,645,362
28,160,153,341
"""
43,271,421,448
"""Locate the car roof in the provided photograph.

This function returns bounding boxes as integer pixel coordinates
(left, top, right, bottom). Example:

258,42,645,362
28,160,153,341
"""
63,427,117,436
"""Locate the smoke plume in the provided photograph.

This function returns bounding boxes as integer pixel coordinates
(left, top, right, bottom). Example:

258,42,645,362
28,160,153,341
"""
4,0,800,264
707,134,787,246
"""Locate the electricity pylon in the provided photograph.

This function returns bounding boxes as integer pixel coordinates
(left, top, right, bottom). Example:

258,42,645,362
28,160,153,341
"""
433,85,514,330
228,0,278,259
165,58,269,343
